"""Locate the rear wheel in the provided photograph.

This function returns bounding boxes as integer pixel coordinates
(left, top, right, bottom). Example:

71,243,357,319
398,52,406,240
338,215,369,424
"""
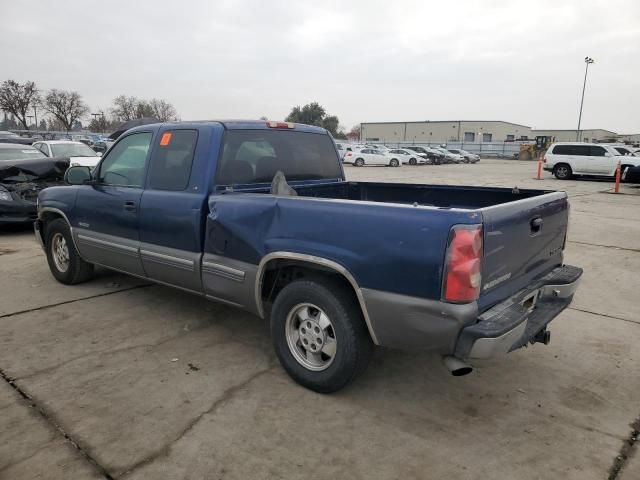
408,157,417,166
553,163,572,180
354,158,364,167
45,218,94,284
270,279,373,393
389,158,400,167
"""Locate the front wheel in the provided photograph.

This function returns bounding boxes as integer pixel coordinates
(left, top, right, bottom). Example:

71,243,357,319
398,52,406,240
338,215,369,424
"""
45,218,94,284
409,157,417,166
354,158,364,167
270,279,373,393
389,158,400,167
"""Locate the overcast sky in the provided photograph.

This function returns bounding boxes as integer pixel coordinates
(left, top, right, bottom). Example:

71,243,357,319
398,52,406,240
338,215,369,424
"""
1,0,639,132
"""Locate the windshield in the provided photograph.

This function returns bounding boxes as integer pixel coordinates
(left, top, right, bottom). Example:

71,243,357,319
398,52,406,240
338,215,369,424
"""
217,130,342,184
51,143,97,157
0,147,47,161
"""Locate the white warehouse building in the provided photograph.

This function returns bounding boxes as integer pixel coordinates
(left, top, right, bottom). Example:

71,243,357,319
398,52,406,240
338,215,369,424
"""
360,120,532,144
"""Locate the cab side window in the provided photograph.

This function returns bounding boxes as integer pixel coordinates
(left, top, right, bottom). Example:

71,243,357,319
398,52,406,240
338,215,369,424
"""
98,132,152,187
148,130,198,191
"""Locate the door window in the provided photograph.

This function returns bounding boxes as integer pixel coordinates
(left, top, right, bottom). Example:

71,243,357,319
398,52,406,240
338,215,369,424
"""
98,132,152,187
590,146,607,157
148,130,198,190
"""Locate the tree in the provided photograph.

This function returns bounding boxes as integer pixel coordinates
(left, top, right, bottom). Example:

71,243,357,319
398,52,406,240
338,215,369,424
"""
111,95,138,121
111,95,178,121
0,80,40,130
43,89,89,132
149,98,178,121
284,102,344,137
38,119,47,131
347,125,361,141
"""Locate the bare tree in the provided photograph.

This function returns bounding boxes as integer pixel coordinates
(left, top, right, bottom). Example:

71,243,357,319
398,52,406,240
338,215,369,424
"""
110,95,138,121
149,98,178,122
0,80,40,130
43,89,89,132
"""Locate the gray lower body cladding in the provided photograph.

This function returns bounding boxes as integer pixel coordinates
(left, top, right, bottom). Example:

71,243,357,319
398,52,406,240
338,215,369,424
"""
362,265,582,357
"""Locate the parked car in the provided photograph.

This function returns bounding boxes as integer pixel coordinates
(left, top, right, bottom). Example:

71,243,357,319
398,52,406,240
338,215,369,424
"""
447,149,480,163
0,131,35,145
611,146,639,156
405,146,442,164
543,143,640,180
344,148,402,167
0,144,68,224
32,141,102,167
387,148,426,165
625,165,640,183
91,140,115,154
36,120,582,392
433,147,463,163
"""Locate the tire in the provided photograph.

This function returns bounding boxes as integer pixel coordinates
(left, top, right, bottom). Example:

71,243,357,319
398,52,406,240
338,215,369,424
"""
45,218,94,284
408,157,417,166
620,165,630,182
553,163,572,180
270,278,374,393
389,158,399,167
354,158,364,167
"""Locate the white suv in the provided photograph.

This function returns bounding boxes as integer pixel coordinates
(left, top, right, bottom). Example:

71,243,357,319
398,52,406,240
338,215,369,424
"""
544,143,640,180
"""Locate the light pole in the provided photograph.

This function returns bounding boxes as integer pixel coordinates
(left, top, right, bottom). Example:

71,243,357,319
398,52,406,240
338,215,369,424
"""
577,56,595,141
27,115,34,130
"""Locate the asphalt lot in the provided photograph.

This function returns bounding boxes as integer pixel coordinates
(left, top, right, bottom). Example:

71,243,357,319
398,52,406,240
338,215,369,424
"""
1,159,639,480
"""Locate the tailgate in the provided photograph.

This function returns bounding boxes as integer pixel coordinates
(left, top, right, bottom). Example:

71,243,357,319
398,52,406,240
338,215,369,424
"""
479,192,568,311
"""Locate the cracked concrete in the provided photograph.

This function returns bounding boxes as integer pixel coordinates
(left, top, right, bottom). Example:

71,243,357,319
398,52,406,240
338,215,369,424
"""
1,160,639,479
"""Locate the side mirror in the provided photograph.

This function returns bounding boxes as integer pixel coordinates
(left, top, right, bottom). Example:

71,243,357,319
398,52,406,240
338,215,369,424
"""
65,166,92,185
96,151,103,157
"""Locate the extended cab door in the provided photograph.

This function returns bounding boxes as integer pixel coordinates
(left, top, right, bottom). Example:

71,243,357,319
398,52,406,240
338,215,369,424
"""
74,131,152,275
138,128,207,293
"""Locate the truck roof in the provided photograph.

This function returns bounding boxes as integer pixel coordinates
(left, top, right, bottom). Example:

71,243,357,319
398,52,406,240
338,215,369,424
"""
125,120,328,135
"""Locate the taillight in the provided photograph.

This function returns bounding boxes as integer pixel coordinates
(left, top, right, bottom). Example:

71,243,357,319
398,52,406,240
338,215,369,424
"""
443,225,483,303
266,121,295,129
543,155,547,163
346,152,352,156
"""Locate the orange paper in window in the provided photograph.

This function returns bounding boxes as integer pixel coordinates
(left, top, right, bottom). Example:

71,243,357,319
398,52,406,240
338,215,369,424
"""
160,132,172,146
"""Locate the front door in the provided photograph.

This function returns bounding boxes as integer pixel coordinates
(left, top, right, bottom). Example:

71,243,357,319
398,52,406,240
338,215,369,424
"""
74,131,153,276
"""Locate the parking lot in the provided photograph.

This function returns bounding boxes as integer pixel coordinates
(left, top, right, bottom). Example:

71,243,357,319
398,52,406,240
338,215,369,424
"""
1,159,639,479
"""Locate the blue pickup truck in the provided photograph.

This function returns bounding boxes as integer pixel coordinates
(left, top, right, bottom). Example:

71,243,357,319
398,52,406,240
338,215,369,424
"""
35,120,582,392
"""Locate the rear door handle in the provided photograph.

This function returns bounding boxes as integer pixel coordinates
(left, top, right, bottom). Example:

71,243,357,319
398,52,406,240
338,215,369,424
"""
124,201,137,212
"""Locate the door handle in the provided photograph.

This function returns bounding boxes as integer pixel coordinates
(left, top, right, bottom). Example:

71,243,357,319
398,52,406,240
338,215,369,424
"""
123,201,137,212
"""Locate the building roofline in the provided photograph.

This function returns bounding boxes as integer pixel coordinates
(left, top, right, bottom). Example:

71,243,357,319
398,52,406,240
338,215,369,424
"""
360,120,531,128
532,128,618,134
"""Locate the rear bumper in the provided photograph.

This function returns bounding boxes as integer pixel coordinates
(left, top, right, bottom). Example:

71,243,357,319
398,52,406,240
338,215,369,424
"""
362,264,582,357
455,265,582,359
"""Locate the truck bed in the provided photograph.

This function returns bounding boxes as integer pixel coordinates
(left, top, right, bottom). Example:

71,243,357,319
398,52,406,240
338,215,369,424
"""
234,180,554,210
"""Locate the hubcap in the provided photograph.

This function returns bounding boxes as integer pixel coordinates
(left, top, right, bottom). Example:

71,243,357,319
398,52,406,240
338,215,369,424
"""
285,303,337,371
51,233,70,273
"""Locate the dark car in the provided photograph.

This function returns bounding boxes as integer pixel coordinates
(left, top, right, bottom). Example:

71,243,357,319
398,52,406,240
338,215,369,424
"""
0,144,69,224
91,140,115,154
626,165,640,183
0,131,36,145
